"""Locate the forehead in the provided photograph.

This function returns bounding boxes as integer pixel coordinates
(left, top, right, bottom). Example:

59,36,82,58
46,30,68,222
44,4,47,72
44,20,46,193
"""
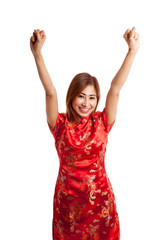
80,85,96,94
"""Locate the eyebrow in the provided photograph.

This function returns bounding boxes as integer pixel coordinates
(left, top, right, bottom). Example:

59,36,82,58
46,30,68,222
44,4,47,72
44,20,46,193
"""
80,93,96,96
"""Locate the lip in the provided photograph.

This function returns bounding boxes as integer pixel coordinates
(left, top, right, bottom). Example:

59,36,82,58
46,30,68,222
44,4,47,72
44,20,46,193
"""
79,107,90,113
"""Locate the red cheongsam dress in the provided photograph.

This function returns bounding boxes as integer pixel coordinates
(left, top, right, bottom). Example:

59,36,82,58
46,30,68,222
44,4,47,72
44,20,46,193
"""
47,107,120,240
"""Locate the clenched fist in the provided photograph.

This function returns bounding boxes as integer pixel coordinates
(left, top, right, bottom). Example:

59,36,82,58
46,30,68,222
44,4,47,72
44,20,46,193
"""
30,29,47,56
123,27,140,53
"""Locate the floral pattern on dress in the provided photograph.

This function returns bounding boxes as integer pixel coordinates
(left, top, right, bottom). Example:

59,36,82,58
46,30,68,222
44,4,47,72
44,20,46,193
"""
47,107,120,240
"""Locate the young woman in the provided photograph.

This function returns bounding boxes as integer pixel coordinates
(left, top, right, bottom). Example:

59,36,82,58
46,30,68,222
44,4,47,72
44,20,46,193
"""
30,27,140,240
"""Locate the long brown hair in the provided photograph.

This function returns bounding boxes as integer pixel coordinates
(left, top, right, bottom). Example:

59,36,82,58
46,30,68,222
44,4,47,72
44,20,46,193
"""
66,72,101,124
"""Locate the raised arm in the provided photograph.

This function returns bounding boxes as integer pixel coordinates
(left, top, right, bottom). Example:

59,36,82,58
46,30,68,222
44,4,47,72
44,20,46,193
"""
105,27,140,125
30,29,58,130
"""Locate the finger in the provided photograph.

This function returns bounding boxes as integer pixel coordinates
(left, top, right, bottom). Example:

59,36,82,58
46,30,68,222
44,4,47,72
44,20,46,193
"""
35,30,41,41
130,27,136,38
40,30,45,34
40,30,46,38
30,35,36,43
134,32,138,39
123,29,130,36
33,31,37,39
41,30,46,34
134,32,140,40
33,29,40,36
31,36,35,42
123,29,130,39
34,29,46,40
30,37,34,46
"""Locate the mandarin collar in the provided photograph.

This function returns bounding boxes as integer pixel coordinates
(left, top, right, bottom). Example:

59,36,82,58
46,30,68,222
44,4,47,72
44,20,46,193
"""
65,112,92,129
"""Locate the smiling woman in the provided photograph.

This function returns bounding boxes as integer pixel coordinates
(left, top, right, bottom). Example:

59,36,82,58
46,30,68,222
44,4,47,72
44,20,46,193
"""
30,27,140,240
66,73,100,124
72,84,98,118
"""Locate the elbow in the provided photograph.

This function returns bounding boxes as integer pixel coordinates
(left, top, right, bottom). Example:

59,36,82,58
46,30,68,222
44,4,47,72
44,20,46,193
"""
46,89,57,97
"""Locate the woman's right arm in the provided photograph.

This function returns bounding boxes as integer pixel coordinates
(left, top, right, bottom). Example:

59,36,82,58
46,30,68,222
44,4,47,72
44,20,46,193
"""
30,29,58,130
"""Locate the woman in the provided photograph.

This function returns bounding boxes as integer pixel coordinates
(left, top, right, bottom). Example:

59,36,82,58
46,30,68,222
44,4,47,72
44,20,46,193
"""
30,27,140,240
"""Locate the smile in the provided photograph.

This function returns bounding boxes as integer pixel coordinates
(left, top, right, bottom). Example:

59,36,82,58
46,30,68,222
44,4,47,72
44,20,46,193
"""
79,107,90,113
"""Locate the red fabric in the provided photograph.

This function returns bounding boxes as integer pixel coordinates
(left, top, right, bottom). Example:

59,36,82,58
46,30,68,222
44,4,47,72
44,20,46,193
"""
47,107,120,240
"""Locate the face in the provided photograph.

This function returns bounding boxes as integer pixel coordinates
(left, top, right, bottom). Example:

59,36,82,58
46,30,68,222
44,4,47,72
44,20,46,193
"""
72,85,97,118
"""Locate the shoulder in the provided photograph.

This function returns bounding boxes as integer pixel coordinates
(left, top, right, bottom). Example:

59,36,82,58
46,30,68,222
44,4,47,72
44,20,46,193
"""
92,108,105,120
58,112,66,121
92,108,116,134
47,112,66,139
54,112,66,129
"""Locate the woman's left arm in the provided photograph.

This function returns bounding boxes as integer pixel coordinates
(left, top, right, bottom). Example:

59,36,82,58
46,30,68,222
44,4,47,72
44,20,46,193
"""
105,27,140,125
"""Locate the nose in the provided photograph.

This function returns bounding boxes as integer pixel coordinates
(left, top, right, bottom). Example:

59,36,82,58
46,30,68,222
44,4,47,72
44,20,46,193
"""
82,97,89,107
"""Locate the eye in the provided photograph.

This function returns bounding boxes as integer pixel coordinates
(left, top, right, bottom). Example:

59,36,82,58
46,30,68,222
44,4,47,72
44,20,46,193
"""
79,95,96,99
79,95,96,100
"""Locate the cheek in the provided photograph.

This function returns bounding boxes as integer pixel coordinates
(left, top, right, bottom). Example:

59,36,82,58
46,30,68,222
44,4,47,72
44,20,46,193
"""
92,99,97,106
72,98,81,107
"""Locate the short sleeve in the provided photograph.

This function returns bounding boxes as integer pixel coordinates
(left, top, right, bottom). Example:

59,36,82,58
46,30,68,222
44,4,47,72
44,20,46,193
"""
94,107,116,134
47,112,66,140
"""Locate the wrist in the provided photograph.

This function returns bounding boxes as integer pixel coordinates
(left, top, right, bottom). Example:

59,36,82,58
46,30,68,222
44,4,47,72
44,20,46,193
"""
33,51,42,59
127,48,138,57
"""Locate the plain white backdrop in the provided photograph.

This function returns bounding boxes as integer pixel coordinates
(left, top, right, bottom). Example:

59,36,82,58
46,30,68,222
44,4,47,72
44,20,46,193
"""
0,0,160,239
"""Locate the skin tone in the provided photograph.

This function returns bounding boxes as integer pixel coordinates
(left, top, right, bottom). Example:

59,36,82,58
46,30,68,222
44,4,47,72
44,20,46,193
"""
103,27,140,125
72,85,97,118
30,27,140,128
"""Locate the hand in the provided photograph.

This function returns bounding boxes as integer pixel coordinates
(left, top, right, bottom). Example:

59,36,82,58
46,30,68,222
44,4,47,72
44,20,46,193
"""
123,27,140,53
30,29,46,56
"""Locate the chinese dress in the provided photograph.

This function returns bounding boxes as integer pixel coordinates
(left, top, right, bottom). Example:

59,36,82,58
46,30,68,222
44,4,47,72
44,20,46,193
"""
47,107,120,240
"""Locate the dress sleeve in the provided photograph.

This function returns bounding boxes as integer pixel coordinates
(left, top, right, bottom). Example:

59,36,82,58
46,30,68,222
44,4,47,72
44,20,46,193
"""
95,107,116,134
47,112,66,140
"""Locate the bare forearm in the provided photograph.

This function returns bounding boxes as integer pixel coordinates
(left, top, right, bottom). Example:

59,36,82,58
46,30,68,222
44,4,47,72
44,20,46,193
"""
111,49,137,93
33,52,56,96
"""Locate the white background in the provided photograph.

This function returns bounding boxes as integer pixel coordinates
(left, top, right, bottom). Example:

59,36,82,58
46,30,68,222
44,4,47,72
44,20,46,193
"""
0,0,160,239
